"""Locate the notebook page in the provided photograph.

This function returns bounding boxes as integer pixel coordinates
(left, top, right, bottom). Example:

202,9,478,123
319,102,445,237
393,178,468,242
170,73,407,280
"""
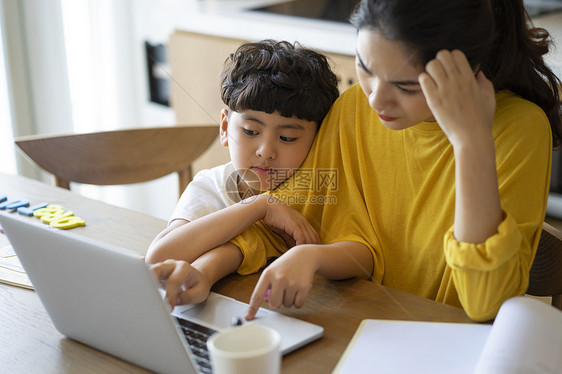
474,297,562,374
333,319,490,374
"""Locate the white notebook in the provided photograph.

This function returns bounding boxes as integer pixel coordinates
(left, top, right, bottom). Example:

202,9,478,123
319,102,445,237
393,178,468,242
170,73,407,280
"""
333,296,562,374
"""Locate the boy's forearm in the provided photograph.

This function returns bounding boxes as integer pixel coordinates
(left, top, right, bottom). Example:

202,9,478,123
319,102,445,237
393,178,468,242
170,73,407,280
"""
146,196,268,264
191,243,244,285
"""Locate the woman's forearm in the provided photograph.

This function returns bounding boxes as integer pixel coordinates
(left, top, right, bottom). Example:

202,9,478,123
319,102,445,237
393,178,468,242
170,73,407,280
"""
453,137,503,243
313,241,374,280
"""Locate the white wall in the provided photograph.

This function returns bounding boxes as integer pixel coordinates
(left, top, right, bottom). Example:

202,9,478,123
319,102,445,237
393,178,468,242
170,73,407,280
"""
1,0,73,180
0,4,15,175
2,0,190,220
60,0,180,220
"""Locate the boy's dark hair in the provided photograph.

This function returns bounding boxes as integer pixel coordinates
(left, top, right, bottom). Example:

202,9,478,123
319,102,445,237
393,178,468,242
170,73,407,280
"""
220,40,340,127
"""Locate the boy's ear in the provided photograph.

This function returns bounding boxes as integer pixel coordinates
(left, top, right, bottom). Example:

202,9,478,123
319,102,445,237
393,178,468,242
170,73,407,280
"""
219,108,229,147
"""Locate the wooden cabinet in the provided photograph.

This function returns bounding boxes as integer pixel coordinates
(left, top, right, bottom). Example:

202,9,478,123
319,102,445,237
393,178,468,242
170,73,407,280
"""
328,52,358,91
168,30,357,171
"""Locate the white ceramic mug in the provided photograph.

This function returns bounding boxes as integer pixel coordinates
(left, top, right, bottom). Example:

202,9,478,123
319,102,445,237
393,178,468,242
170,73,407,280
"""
207,324,281,374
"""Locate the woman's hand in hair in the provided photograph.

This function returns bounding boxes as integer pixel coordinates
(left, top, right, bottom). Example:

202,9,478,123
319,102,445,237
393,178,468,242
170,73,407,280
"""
418,49,496,148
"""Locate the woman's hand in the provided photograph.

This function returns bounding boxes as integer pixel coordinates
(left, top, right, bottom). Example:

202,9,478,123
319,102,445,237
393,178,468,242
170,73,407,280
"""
245,241,373,320
149,259,212,309
420,49,502,243
245,245,319,320
260,195,320,247
419,49,496,147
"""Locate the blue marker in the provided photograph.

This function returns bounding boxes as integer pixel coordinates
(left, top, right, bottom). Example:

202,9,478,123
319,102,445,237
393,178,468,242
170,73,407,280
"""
18,202,50,216
0,196,7,203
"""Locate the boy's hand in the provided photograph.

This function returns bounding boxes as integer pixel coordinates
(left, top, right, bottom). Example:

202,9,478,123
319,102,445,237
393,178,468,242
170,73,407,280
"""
245,245,319,320
261,196,320,247
149,259,212,309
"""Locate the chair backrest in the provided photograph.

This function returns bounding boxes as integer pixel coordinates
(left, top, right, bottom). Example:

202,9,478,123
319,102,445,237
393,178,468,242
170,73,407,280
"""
527,221,562,310
15,125,218,197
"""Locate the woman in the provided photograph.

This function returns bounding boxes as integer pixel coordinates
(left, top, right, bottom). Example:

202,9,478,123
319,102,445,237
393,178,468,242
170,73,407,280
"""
152,0,561,322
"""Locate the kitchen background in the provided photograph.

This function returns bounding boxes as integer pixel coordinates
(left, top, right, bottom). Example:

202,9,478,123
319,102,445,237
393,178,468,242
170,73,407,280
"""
1,0,561,221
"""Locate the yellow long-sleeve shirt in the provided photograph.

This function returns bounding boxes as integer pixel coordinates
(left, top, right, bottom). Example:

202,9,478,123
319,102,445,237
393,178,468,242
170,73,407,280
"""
231,84,552,321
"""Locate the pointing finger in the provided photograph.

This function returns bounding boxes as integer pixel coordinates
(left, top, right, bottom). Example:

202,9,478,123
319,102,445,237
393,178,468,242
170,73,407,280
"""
246,280,270,321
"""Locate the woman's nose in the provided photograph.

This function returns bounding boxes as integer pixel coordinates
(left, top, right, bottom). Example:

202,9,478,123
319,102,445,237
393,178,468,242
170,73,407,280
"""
368,79,393,112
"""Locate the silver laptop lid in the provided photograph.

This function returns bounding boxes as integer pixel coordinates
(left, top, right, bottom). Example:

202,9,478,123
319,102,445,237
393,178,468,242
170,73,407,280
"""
0,212,197,374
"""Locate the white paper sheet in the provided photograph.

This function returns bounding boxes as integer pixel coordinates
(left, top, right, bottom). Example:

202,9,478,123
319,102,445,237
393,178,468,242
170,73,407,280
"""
334,297,562,374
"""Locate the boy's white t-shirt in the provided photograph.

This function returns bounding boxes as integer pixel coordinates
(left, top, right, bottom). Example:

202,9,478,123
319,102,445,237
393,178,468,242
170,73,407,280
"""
169,162,241,224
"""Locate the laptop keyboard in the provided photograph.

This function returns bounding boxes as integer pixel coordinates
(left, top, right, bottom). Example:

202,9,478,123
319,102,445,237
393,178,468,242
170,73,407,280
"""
176,318,217,374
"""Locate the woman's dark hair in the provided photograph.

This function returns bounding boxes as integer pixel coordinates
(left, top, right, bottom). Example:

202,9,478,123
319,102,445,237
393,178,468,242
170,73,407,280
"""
350,0,562,147
220,40,340,127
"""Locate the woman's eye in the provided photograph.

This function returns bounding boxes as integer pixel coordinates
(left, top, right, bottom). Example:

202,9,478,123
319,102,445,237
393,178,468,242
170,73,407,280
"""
397,86,419,95
280,136,297,142
243,129,259,136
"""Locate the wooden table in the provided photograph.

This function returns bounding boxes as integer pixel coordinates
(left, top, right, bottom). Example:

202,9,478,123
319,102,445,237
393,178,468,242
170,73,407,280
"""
0,172,473,373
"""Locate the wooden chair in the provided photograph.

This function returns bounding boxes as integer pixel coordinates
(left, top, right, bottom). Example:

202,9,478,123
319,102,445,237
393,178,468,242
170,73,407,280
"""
527,221,562,310
15,125,218,198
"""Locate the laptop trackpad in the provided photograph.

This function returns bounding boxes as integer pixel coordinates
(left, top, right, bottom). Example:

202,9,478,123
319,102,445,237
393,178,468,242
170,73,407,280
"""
173,293,323,354
173,293,268,329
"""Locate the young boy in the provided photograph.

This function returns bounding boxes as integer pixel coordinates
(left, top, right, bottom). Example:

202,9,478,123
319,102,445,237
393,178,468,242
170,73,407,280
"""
146,40,339,307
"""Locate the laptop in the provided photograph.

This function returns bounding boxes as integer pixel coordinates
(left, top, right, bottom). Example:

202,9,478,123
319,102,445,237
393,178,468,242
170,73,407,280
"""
0,212,323,374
